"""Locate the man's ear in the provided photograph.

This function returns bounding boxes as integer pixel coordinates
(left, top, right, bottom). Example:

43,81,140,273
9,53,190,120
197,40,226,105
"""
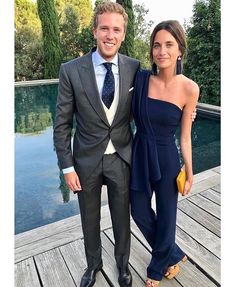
122,33,126,42
93,28,97,39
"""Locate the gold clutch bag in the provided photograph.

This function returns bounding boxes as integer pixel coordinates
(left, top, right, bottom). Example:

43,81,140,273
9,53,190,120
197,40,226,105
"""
176,165,186,194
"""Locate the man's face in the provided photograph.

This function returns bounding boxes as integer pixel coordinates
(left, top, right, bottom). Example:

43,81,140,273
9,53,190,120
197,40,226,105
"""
93,12,126,61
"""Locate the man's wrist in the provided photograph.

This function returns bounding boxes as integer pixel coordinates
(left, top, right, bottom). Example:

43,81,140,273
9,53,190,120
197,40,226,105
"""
62,166,75,174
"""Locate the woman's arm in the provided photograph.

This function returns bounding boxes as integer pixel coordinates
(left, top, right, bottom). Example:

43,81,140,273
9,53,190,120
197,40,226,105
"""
180,81,200,196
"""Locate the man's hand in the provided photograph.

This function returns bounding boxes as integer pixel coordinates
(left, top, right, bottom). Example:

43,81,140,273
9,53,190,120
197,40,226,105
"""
64,171,82,193
191,108,197,122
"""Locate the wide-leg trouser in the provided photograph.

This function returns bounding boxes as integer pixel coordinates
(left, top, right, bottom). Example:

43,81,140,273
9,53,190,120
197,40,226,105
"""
78,153,131,270
130,177,185,280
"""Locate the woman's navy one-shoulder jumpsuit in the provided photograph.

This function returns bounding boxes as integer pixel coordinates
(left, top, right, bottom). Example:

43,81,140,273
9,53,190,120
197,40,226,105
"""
130,70,186,281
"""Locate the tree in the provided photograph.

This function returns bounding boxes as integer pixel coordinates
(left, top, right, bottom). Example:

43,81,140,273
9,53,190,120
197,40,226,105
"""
133,3,153,68
116,0,135,57
184,0,220,105
37,0,63,79
15,0,43,81
15,27,44,81
60,6,81,61
55,0,93,28
15,0,41,34
78,24,96,55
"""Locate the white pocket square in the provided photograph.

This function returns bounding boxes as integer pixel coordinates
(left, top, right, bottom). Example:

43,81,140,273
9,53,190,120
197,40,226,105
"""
129,87,134,92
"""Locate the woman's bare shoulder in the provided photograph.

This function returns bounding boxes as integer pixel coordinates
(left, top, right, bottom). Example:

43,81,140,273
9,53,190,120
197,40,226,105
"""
181,75,200,99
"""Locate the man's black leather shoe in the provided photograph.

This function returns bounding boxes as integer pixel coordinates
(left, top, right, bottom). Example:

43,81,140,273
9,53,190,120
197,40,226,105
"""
80,266,102,287
118,267,132,287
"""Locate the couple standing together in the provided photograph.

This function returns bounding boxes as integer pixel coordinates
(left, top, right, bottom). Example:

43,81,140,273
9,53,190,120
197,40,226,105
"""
53,2,199,287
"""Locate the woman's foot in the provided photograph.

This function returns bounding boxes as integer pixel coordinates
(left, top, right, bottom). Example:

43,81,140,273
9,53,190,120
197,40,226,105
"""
164,255,187,279
146,278,160,287
182,255,188,262
164,263,179,279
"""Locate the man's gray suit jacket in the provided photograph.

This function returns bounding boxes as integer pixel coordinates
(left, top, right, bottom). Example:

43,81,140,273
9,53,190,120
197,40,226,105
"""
53,50,140,187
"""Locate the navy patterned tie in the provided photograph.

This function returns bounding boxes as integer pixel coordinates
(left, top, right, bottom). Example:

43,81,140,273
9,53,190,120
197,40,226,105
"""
102,62,114,109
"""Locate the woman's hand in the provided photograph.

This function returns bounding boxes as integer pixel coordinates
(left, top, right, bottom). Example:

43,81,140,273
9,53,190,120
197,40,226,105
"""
182,179,192,196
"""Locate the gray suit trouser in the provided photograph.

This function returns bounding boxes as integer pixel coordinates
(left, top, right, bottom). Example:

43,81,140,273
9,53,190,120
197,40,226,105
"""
77,153,130,270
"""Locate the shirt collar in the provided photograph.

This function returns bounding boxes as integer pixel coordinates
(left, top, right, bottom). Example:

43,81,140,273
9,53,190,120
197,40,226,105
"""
92,49,118,68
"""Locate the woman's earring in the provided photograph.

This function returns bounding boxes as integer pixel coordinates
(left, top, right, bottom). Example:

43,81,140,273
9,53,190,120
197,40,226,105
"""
176,56,182,75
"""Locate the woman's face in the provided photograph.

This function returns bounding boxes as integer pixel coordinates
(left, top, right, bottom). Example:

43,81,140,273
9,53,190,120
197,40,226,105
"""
152,29,181,71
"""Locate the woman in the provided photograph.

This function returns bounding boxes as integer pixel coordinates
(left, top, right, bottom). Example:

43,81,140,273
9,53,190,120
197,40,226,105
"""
130,20,199,286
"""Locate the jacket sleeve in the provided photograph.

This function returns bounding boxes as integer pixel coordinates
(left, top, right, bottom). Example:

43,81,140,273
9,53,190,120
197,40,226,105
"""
53,64,75,169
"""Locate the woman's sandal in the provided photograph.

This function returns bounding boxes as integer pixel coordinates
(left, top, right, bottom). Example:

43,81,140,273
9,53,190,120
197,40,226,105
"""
164,255,188,279
146,278,160,287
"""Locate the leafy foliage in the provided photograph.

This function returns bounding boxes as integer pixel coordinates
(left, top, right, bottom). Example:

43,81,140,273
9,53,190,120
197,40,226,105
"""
133,3,153,68
15,0,44,80
15,27,44,81
78,24,96,55
15,0,41,34
37,0,63,79
184,0,220,105
15,0,94,80
55,0,93,28
60,6,81,61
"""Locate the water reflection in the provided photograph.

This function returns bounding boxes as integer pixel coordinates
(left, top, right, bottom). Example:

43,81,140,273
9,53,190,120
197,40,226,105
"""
15,85,73,205
15,84,77,234
15,85,57,134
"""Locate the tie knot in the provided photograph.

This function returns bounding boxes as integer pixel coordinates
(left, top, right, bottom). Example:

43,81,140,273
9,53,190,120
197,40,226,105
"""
103,62,112,71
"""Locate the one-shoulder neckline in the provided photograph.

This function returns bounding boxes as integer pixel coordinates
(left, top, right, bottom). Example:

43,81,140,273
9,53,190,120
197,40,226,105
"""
147,97,183,112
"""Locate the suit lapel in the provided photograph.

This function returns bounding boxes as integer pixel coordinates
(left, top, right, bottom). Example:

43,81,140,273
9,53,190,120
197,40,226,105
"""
112,54,131,125
77,52,109,126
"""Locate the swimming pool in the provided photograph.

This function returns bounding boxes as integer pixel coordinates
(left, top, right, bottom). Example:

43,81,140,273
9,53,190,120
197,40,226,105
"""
15,84,220,234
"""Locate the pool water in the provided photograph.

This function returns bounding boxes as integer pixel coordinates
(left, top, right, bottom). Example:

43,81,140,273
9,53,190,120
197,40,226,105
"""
15,84,220,234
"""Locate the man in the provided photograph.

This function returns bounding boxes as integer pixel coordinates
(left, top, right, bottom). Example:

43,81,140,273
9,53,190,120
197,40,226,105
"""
53,2,139,287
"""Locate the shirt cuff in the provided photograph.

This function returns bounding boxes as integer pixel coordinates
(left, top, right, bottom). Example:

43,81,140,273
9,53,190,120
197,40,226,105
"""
62,166,75,174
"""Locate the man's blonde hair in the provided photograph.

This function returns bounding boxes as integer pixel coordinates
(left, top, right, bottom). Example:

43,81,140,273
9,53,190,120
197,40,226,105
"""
93,1,128,32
